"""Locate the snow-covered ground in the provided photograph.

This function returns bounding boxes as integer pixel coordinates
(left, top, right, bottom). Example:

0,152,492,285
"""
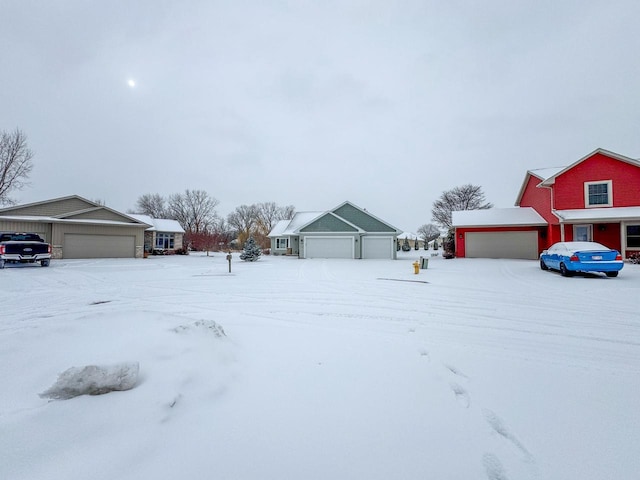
1,251,639,480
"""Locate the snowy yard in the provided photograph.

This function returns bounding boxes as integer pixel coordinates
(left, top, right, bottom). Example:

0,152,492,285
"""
1,251,639,480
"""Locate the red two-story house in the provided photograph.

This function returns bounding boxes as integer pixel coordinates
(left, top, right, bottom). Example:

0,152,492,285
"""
452,148,640,259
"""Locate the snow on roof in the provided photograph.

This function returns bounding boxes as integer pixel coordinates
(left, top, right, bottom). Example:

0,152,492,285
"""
269,211,322,236
554,206,640,222
540,148,640,187
128,214,185,233
268,219,290,237
397,232,417,240
528,166,566,181
0,215,148,227
514,167,567,206
452,207,547,227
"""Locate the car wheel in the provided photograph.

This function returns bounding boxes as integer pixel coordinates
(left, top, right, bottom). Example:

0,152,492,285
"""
559,262,573,277
605,271,619,278
540,259,548,270
41,259,50,267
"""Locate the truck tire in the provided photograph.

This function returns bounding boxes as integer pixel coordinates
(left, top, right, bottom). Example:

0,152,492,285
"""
41,259,50,267
0,259,5,269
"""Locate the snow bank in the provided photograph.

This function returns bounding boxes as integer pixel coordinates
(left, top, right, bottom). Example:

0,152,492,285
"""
39,362,139,400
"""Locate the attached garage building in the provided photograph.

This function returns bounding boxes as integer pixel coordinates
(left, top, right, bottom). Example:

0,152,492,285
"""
452,208,547,260
268,201,401,259
464,231,539,259
304,236,354,259
0,196,150,259
63,233,136,259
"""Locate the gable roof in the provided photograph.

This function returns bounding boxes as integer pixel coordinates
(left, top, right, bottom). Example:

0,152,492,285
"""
0,195,98,213
453,207,547,227
296,201,399,234
0,195,150,227
128,214,185,233
268,212,322,237
539,148,640,187
514,167,566,206
268,201,400,237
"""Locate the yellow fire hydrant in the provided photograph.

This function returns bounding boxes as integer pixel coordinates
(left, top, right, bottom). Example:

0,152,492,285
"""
413,261,420,274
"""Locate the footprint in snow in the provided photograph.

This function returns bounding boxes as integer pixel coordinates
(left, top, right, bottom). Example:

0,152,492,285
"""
450,382,471,408
444,364,468,379
483,453,509,480
483,409,533,461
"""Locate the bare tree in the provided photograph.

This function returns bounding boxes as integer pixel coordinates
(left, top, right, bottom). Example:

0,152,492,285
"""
227,204,260,246
135,193,167,218
0,128,34,206
255,202,295,236
417,223,441,244
168,189,219,234
431,184,493,231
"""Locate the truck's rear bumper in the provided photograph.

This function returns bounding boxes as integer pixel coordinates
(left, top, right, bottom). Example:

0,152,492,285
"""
1,253,52,262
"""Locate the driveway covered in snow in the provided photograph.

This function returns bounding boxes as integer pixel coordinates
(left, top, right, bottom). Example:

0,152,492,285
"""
1,252,638,480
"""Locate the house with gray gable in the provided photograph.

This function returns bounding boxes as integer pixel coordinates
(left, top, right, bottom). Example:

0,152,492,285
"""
268,201,401,259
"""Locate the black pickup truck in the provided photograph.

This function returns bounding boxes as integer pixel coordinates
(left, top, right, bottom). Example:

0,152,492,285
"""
0,232,52,269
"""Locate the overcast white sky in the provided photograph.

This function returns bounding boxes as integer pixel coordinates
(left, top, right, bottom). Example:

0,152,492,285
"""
2,1,639,232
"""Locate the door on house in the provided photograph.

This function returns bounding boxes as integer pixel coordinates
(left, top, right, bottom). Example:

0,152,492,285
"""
573,224,593,242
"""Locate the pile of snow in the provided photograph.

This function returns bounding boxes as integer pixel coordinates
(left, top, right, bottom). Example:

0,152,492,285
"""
173,319,226,337
40,362,139,400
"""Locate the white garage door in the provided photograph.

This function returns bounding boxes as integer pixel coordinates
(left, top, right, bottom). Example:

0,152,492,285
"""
362,236,393,259
64,234,136,259
304,237,354,259
465,231,538,259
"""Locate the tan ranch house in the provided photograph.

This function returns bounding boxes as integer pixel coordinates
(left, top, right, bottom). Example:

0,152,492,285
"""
0,195,151,259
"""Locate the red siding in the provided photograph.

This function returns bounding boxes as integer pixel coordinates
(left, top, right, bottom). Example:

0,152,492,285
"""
519,174,554,222
553,152,640,209
593,223,621,251
455,226,546,258
560,223,621,251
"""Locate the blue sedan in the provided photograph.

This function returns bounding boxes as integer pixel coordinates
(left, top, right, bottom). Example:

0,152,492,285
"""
540,241,624,277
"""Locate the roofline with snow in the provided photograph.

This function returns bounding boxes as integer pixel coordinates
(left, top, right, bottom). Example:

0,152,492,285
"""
539,148,640,186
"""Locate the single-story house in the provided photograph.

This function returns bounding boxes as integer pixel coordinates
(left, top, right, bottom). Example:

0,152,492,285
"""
128,214,185,254
268,201,401,259
0,195,150,259
452,148,640,259
397,232,420,249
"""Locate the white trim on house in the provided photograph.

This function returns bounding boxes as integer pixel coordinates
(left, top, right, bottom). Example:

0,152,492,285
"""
128,214,185,233
303,236,355,259
539,148,640,187
268,201,400,259
584,180,613,208
465,231,539,260
553,206,640,223
362,236,394,259
514,167,566,206
452,207,547,227
573,224,593,242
